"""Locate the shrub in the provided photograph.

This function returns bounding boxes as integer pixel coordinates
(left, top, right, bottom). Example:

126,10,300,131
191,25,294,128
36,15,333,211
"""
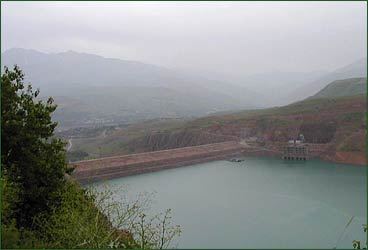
35,181,181,249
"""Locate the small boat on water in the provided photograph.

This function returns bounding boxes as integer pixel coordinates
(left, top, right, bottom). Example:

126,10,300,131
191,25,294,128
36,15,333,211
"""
229,158,244,162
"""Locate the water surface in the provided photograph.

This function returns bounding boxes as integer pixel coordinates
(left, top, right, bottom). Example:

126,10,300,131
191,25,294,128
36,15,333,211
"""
91,157,366,248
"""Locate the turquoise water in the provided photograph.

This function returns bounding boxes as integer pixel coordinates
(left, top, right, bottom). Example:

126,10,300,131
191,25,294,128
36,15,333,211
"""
91,157,367,248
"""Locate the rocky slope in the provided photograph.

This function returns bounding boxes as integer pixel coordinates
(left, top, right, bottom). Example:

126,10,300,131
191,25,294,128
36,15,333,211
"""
133,95,366,164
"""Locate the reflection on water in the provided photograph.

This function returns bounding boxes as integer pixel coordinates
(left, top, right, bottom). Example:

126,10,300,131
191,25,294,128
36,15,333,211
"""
91,157,367,249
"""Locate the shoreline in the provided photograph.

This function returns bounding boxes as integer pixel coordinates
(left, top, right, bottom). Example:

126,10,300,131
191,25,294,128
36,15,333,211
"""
71,141,247,184
321,152,366,166
70,141,365,184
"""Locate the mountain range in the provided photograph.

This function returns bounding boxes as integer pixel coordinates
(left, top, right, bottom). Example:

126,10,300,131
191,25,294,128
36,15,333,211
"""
177,57,366,106
2,48,264,129
286,58,367,104
2,48,366,129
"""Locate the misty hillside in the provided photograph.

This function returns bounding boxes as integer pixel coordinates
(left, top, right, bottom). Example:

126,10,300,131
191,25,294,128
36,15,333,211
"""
310,77,367,99
2,48,264,129
182,58,367,107
233,71,328,106
2,48,365,130
286,58,367,103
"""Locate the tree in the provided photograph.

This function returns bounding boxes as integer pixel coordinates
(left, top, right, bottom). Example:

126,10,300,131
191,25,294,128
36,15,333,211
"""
1,65,73,228
1,66,181,248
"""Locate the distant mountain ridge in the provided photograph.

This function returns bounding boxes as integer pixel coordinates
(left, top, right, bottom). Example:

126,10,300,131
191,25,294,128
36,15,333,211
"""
286,58,367,103
2,48,366,129
2,48,264,129
2,48,198,89
178,57,367,107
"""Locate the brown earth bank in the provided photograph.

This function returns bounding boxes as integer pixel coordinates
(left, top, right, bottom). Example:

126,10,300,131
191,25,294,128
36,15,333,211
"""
322,151,366,166
124,96,366,165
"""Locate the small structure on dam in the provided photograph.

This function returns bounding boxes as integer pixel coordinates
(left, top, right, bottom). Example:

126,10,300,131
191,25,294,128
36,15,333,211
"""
283,134,308,160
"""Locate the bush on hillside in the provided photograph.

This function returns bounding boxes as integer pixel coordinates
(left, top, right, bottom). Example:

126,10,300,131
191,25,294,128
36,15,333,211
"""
35,181,181,248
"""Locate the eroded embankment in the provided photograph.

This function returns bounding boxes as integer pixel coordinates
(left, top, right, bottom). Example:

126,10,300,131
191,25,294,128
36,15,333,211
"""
321,151,366,166
71,141,251,184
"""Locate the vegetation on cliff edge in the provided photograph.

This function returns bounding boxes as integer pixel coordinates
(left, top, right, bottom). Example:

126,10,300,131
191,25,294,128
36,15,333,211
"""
1,66,180,248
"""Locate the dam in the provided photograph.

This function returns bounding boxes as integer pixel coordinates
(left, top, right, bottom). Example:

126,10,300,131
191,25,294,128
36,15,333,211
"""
70,141,334,184
70,141,280,183
71,141,252,183
283,143,308,160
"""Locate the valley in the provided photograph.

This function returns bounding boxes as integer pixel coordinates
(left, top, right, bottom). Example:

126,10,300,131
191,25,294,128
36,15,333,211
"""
2,3,366,249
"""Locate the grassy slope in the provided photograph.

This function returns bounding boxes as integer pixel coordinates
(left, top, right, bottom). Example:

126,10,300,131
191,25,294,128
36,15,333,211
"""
68,118,187,158
309,77,366,99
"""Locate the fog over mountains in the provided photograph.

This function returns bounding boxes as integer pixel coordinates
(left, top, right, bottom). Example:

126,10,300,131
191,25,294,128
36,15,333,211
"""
2,48,366,129
285,57,367,104
190,58,367,106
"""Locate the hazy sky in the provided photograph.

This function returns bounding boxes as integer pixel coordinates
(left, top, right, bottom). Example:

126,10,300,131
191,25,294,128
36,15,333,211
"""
1,1,367,75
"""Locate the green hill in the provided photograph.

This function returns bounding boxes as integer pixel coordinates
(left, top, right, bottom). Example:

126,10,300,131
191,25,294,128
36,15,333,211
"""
310,77,366,99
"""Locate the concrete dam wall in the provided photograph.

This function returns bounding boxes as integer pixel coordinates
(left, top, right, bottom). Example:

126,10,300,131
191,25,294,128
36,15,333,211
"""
70,140,338,184
71,141,249,184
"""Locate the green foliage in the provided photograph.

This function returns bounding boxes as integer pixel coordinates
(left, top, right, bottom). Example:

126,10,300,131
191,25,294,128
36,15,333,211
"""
1,65,73,228
1,66,181,249
1,220,48,249
311,77,366,100
341,112,364,123
336,132,365,152
1,174,20,226
2,178,181,249
34,181,124,248
34,182,181,249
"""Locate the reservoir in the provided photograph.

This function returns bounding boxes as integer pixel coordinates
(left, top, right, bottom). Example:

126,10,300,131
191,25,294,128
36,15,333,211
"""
91,157,366,248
